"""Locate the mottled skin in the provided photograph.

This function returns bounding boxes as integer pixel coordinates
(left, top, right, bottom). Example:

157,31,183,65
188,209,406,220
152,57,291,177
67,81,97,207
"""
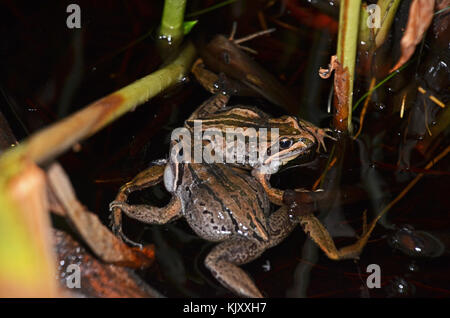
110,161,296,298
183,92,320,206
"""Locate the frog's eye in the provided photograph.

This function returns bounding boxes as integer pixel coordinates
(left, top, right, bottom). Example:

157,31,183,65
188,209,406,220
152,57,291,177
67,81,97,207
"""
279,138,293,149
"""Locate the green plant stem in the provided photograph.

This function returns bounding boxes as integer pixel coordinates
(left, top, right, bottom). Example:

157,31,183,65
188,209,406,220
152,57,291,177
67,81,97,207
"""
0,42,196,181
159,0,187,43
0,42,196,297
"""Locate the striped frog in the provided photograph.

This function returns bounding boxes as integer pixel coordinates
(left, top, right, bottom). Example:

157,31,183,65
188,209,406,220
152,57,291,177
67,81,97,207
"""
110,149,297,298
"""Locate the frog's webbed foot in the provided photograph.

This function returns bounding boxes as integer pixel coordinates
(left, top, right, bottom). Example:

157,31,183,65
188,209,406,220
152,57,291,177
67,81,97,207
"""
205,238,265,298
298,212,373,260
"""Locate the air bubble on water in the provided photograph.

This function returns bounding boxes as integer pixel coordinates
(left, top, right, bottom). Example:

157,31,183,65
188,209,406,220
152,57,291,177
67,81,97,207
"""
387,277,415,297
375,103,386,111
408,262,418,272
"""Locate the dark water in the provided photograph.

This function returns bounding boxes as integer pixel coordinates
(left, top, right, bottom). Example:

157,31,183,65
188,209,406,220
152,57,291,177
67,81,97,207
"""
0,0,449,297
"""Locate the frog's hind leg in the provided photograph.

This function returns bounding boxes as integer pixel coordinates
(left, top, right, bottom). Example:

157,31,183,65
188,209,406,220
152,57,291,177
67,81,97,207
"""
299,212,374,260
205,207,296,298
205,238,265,298
109,160,181,246
266,206,298,248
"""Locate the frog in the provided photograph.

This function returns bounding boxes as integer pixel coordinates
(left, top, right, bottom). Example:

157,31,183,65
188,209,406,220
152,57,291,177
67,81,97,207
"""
109,90,373,297
110,29,376,297
110,140,297,298
183,92,321,206
190,27,335,205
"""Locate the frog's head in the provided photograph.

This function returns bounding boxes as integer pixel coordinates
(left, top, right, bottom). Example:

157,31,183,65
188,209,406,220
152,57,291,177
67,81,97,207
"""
260,116,316,174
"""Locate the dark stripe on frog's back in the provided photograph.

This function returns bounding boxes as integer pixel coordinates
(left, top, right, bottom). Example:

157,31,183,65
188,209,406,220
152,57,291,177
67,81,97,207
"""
210,166,258,218
209,165,270,237
185,105,270,129
186,164,242,234
186,165,244,212
202,105,271,120
208,164,266,212
219,165,268,214
198,165,264,217
186,164,268,240
204,164,242,192
185,118,267,131
186,111,303,137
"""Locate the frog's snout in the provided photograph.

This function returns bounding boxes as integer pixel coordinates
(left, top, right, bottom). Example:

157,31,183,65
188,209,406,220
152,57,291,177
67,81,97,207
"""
300,136,316,150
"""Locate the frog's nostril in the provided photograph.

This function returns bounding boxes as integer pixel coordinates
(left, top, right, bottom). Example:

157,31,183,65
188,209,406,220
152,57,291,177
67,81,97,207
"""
301,137,314,148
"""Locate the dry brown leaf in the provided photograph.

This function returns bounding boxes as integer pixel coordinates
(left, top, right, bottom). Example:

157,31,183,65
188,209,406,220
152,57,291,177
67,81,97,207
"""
391,0,436,71
54,229,162,297
47,163,155,269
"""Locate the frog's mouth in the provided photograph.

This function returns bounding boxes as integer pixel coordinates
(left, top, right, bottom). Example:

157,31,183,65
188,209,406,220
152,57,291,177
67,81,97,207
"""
261,138,316,173
276,137,316,161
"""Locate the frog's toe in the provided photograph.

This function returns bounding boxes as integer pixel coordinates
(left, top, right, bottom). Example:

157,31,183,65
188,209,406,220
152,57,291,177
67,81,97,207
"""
109,201,128,211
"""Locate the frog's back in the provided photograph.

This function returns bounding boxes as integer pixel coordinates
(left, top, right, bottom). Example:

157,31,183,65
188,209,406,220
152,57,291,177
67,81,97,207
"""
180,163,270,242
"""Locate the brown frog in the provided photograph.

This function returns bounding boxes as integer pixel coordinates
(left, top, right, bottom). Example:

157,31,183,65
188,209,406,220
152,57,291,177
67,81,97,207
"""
110,30,376,297
110,144,297,297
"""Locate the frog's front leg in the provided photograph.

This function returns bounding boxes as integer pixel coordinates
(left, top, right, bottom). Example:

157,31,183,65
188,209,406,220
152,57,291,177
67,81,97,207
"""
252,169,322,212
299,214,372,260
251,169,284,205
110,197,182,225
109,160,181,245
205,207,297,298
